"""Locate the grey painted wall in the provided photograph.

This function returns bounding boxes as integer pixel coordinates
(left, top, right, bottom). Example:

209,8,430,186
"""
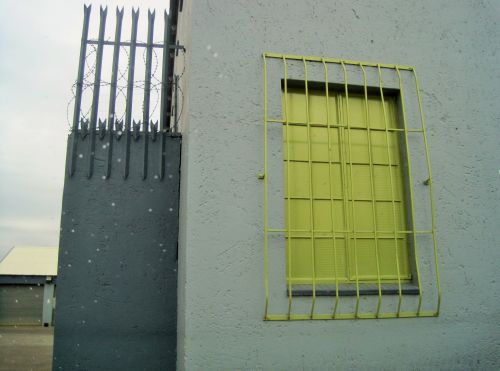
176,0,500,369
53,132,181,370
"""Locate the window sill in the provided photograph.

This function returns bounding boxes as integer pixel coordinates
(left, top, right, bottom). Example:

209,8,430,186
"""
288,284,420,297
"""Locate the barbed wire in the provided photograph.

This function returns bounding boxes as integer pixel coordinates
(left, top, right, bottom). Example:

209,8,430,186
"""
66,39,186,132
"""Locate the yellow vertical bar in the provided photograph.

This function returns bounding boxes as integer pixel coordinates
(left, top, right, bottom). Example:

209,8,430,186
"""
283,58,294,319
395,66,423,314
337,92,351,292
303,58,317,318
412,68,441,315
377,65,403,316
360,64,383,317
263,54,269,319
341,61,361,317
322,59,340,317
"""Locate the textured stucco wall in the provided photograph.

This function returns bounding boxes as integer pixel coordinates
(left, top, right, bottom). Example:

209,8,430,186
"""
177,0,500,369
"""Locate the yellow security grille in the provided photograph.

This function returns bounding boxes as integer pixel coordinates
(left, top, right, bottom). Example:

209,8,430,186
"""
262,53,441,320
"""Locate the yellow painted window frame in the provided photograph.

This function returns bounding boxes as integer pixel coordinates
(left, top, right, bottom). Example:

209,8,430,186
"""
262,53,441,320
283,87,412,285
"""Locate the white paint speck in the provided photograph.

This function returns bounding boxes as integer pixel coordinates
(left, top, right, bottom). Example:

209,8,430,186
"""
71,229,75,233
111,202,115,207
169,208,173,212
148,208,153,213
88,259,92,264
78,153,83,158
117,158,122,163
213,52,218,58
206,44,212,50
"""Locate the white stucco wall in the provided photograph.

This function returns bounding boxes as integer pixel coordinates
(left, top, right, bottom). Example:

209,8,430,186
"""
176,1,500,369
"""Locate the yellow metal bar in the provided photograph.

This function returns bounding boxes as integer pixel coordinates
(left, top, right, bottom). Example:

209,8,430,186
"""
270,228,432,235
267,119,424,133
395,66,423,314
263,52,414,71
377,65,404,316
262,54,269,319
412,68,442,315
303,58,317,318
283,57,294,319
322,58,340,318
282,159,406,167
360,64,383,317
341,62,361,317
337,89,352,313
265,310,438,321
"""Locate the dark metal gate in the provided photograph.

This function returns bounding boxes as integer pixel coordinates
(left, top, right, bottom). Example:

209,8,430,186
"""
53,4,182,370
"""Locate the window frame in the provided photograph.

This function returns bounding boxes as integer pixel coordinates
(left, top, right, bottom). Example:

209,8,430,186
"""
281,79,420,297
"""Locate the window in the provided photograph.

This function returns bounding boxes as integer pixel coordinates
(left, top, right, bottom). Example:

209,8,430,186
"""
263,53,441,320
283,83,412,288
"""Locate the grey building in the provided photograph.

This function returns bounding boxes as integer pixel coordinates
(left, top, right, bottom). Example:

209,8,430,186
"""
173,0,500,370
52,0,500,369
0,246,57,327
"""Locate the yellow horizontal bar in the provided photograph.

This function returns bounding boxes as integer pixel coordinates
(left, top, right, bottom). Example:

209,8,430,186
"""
268,228,433,234
281,159,402,167
267,119,424,132
285,196,403,202
265,311,438,321
263,52,414,71
288,277,411,283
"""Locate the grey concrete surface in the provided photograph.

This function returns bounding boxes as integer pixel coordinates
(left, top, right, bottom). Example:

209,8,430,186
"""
175,0,500,369
0,326,54,371
53,133,181,370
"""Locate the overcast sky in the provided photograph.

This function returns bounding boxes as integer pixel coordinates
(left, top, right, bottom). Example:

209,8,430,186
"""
0,0,170,258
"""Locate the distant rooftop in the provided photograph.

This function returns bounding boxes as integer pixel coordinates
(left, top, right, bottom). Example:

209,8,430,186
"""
0,246,58,276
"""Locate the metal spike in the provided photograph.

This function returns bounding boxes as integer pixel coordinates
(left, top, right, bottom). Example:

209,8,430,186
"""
88,6,107,179
69,5,91,178
150,121,158,142
98,119,107,139
105,117,114,179
80,119,89,139
115,120,124,140
107,6,124,132
123,8,139,181
133,120,141,141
